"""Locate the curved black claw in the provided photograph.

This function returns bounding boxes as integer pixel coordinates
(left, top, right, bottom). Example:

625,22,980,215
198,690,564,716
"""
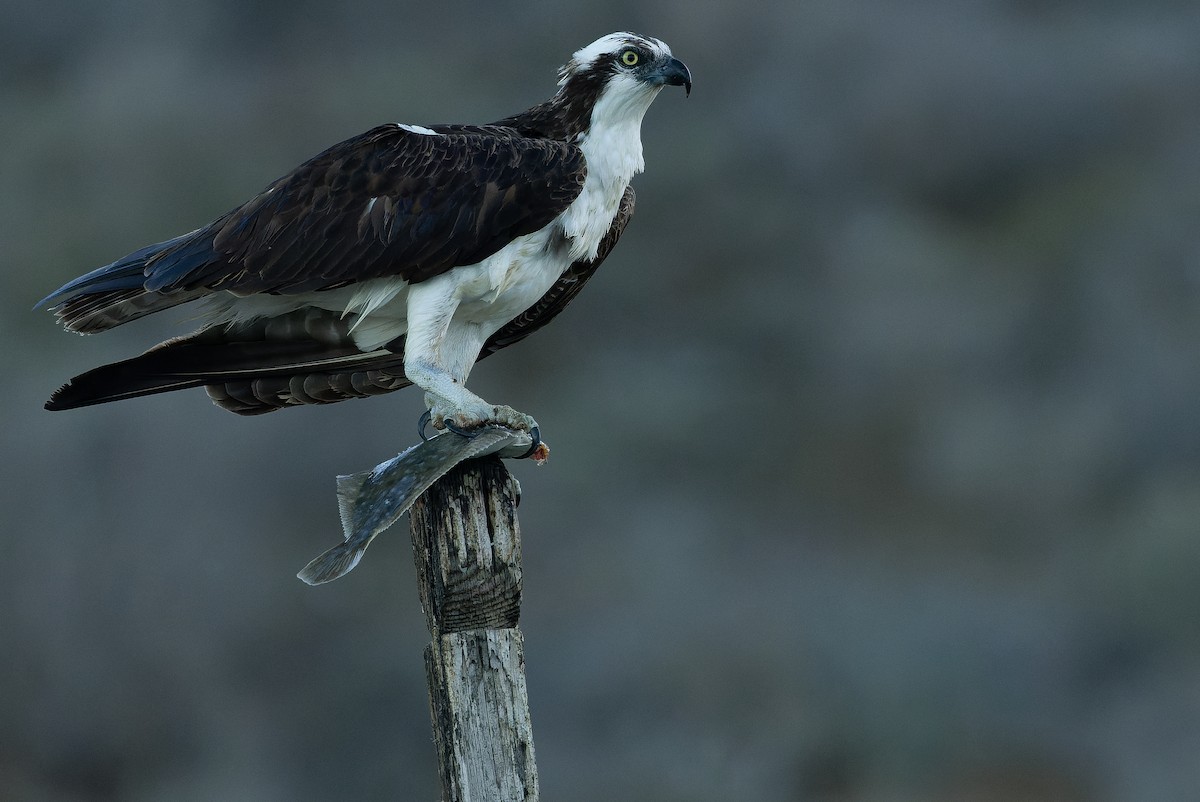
443,419,480,438
419,410,540,456
518,425,542,460
418,410,479,440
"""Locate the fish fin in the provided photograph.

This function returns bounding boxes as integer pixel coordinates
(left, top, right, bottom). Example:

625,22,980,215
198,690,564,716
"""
297,541,368,585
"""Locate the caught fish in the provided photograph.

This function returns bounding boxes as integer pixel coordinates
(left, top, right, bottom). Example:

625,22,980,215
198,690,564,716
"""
298,427,544,584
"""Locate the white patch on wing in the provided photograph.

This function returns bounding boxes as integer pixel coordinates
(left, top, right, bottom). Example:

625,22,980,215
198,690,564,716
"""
344,277,408,331
397,123,438,136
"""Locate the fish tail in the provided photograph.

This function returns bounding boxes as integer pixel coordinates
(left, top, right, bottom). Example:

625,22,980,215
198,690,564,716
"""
296,540,369,585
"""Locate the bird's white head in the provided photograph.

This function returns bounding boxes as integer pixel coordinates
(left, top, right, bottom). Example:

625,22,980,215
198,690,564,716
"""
542,33,691,262
555,32,691,137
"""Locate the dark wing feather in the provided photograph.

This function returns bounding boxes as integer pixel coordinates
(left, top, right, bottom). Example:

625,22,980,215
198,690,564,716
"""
39,124,586,333
143,124,587,296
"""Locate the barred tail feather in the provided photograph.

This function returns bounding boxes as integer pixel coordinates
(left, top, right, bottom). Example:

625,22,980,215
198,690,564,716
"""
205,364,410,415
45,309,410,414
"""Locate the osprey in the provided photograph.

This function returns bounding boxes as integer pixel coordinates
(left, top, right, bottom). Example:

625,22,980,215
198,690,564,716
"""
39,33,690,445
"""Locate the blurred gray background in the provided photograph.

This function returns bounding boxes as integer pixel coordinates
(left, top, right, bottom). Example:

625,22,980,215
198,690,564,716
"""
4,1,1200,799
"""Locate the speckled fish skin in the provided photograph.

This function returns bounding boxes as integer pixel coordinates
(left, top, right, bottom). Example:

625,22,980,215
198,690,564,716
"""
297,427,533,584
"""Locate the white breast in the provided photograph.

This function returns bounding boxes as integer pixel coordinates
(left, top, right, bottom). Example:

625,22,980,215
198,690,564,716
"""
559,73,659,262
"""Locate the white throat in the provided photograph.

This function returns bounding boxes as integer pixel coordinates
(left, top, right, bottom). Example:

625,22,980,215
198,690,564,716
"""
560,75,661,262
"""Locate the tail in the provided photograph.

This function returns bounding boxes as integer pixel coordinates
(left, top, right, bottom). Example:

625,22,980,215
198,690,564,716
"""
36,232,211,333
46,309,411,414
296,540,370,585
295,467,378,584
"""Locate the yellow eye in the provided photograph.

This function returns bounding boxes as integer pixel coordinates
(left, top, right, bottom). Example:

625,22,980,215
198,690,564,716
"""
621,50,640,67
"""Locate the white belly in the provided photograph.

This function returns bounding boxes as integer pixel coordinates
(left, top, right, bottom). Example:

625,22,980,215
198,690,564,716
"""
203,224,572,351
452,226,571,323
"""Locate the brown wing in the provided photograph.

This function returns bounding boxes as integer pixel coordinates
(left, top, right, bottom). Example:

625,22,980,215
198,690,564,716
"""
137,124,586,295
39,124,587,332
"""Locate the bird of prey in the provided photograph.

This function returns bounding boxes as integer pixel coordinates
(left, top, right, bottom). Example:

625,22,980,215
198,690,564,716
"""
39,32,691,446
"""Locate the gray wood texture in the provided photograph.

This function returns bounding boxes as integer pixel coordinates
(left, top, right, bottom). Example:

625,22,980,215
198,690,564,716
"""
409,456,539,801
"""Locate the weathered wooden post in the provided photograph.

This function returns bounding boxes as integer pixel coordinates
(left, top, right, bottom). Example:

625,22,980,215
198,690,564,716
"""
408,455,539,801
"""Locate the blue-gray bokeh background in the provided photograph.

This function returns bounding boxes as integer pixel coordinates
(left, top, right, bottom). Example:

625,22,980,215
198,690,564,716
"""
4,2,1200,799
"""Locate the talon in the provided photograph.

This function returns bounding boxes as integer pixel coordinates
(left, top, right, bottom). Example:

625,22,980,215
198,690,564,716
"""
444,419,480,438
418,409,435,441
419,409,482,439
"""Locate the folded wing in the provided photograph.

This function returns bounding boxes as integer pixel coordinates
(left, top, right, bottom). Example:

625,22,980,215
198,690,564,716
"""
39,124,587,331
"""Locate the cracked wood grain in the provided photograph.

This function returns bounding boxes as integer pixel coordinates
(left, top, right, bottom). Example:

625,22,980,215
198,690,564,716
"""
410,456,538,802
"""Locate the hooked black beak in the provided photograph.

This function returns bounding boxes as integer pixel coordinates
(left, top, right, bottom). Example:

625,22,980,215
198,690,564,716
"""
653,57,692,97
